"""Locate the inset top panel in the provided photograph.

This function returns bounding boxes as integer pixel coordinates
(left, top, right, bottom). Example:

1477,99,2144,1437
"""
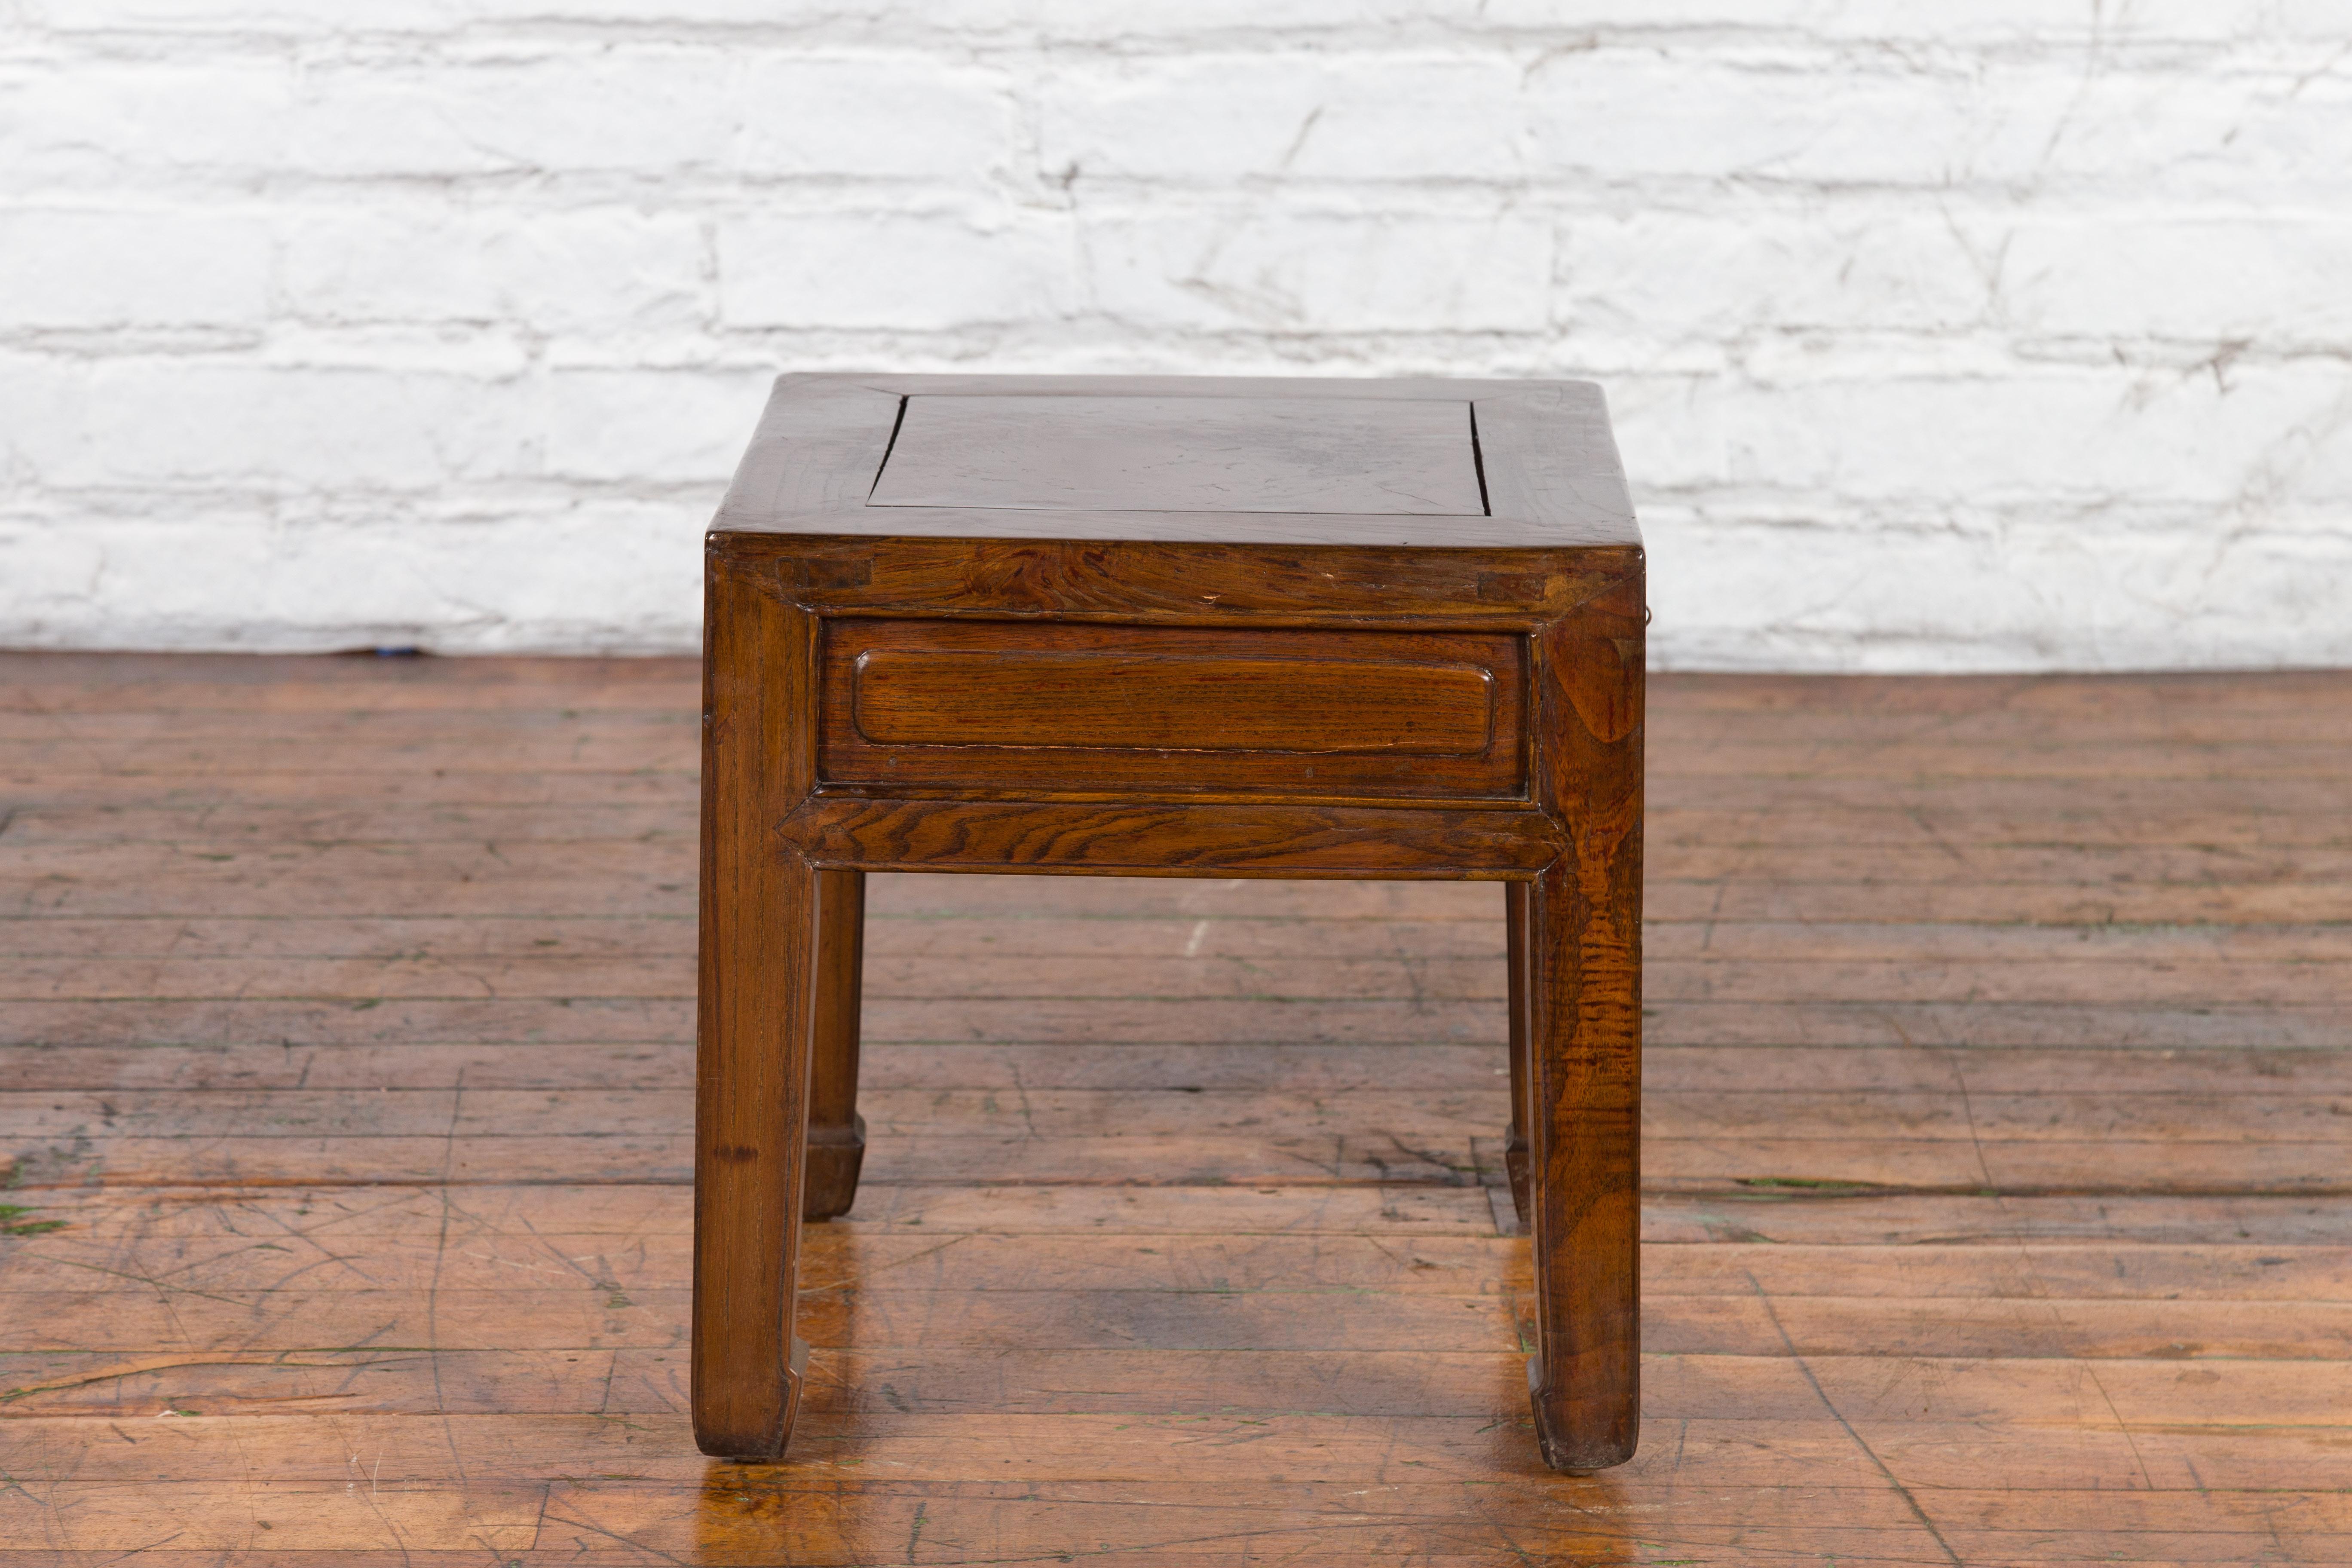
868,395,1488,516
713,374,1639,550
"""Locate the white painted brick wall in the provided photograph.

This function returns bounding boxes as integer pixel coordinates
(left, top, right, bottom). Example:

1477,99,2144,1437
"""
3,2,2348,669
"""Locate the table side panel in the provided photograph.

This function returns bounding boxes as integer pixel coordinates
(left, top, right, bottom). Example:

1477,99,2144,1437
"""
816,619,1528,802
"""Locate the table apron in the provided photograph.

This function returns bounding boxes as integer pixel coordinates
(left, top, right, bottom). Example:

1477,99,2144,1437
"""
777,795,1566,878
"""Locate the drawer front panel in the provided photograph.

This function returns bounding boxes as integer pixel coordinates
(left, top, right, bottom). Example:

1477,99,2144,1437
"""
819,619,1526,801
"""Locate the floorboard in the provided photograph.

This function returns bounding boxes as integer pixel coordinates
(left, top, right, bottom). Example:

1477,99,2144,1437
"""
2,653,2348,1565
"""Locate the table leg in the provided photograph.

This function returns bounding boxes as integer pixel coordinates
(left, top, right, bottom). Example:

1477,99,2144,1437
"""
693,849,817,1459
694,547,819,1461
805,868,868,1221
1504,880,1532,1227
1525,577,1645,1470
1523,864,1641,1470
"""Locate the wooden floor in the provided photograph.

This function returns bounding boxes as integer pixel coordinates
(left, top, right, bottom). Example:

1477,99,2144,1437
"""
2,654,2348,1566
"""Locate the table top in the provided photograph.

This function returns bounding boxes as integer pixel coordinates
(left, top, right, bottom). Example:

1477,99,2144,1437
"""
714,373,1640,551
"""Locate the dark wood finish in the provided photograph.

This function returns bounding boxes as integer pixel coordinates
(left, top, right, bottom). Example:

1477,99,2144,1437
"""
1523,575,1646,1469
717,374,1639,549
1504,879,1533,1225
819,620,1525,801
869,393,1488,515
784,796,1565,877
4,650,2351,1563
853,644,1490,750
804,868,867,1222
693,548,819,1459
701,374,1645,1472
762,532,1638,626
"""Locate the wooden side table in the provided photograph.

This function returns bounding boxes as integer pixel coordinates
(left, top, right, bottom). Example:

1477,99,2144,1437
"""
695,374,1645,1471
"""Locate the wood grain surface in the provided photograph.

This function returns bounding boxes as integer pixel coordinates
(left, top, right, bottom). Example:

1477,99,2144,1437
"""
692,551,818,1458
867,394,1488,516
714,374,1640,549
818,619,1525,801
710,497,1636,1468
3,651,2349,1562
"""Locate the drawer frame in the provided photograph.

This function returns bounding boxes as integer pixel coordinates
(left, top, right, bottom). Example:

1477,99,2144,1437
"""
817,616,1531,805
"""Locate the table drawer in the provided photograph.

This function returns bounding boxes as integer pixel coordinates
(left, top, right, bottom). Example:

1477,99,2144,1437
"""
817,619,1526,801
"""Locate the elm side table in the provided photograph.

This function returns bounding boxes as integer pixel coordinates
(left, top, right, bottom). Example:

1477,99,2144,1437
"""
695,374,1645,1471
